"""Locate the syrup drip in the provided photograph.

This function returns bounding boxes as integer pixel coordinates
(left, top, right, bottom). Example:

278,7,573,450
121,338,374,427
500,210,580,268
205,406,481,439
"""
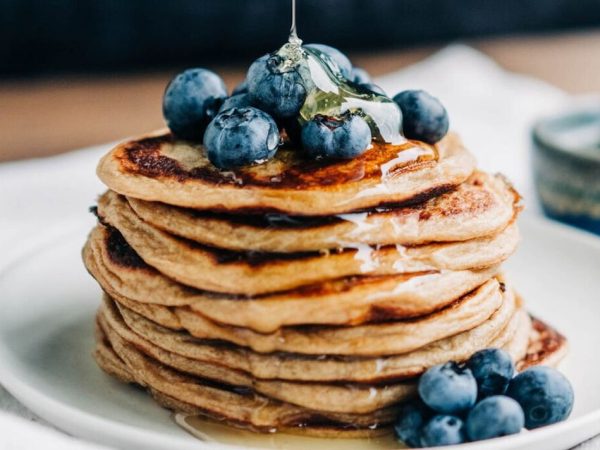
289,0,301,45
301,48,405,145
277,0,409,146
271,42,406,145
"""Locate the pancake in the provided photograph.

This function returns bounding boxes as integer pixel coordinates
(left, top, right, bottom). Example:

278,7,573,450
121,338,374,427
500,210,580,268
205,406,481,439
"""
84,224,500,331
95,306,563,437
96,315,398,435
518,316,569,370
109,278,506,357
97,301,530,416
98,295,531,414
97,300,417,414
96,130,476,216
93,338,391,439
127,171,521,252
101,294,528,383
87,107,569,440
96,193,519,295
113,279,506,356
94,320,136,384
106,289,520,384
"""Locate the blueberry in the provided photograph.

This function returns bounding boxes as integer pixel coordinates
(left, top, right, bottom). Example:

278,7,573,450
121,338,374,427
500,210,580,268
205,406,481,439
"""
163,68,227,140
466,395,524,441
360,83,386,96
350,67,372,84
418,362,477,414
203,107,279,169
247,54,307,119
393,400,432,448
506,366,574,429
232,79,248,95
392,90,449,144
420,415,466,447
467,348,515,398
301,113,371,159
218,93,252,113
304,43,352,78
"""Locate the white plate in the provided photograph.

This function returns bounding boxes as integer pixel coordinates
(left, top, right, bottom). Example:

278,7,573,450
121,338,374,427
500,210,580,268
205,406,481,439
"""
0,217,599,450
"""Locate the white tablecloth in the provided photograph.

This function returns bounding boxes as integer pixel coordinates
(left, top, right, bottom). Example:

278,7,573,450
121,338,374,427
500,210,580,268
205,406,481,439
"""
0,44,593,449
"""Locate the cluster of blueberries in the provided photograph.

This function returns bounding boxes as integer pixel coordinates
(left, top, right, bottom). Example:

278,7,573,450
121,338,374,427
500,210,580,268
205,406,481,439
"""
162,43,450,170
394,348,574,447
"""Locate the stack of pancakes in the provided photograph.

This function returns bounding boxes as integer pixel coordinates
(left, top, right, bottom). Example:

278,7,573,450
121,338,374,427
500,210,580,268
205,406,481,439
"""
84,130,567,437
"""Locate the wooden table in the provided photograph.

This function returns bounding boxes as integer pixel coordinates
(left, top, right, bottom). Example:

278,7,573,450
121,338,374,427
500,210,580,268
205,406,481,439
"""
2,30,599,163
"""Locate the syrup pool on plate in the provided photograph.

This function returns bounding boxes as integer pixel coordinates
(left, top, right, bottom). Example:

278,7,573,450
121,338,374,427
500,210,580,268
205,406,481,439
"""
175,414,400,450
279,0,408,146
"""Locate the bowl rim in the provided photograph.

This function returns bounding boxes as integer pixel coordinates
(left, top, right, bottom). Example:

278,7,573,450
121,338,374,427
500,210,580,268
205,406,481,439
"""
532,95,600,164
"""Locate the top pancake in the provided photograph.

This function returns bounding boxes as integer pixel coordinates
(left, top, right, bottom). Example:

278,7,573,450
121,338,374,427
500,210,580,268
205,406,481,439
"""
127,171,521,252
97,130,476,216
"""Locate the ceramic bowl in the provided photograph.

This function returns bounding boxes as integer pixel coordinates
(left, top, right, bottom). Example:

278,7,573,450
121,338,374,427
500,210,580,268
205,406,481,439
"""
532,100,600,235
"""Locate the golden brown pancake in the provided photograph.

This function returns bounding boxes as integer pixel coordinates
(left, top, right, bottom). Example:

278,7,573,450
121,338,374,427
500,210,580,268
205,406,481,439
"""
102,286,521,383
93,337,391,439
95,301,564,437
96,192,520,295
97,301,417,415
517,316,569,370
96,315,399,435
96,130,476,216
127,171,521,252
108,278,506,357
95,296,531,415
83,224,500,331
108,293,523,384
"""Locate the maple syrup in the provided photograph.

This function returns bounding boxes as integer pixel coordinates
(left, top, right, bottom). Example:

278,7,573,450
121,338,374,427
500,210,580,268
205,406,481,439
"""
272,1,406,146
175,414,399,449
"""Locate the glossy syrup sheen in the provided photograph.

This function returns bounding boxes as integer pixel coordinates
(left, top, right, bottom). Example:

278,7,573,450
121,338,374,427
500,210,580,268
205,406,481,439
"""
303,50,403,145
120,133,438,190
278,2,405,147
175,414,399,449
118,3,440,190
274,41,405,145
99,223,446,322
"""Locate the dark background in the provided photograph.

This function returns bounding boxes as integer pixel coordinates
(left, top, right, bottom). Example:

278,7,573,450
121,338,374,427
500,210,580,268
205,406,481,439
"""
3,0,600,76
3,0,600,163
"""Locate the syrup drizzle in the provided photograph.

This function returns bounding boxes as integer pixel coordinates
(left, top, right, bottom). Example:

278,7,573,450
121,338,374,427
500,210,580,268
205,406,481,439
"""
175,413,397,449
271,42,406,145
289,0,301,45
277,0,408,146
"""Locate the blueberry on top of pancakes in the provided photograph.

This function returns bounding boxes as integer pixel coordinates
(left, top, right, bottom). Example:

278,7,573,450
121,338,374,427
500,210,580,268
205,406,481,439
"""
393,90,450,145
162,44,450,170
163,68,227,140
204,107,280,169
301,112,372,160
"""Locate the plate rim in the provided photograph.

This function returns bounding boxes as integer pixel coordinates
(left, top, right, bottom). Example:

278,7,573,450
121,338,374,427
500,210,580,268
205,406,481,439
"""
0,216,599,450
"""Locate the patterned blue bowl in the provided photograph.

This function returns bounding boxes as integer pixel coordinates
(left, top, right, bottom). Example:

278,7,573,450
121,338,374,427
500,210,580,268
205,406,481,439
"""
532,102,600,235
